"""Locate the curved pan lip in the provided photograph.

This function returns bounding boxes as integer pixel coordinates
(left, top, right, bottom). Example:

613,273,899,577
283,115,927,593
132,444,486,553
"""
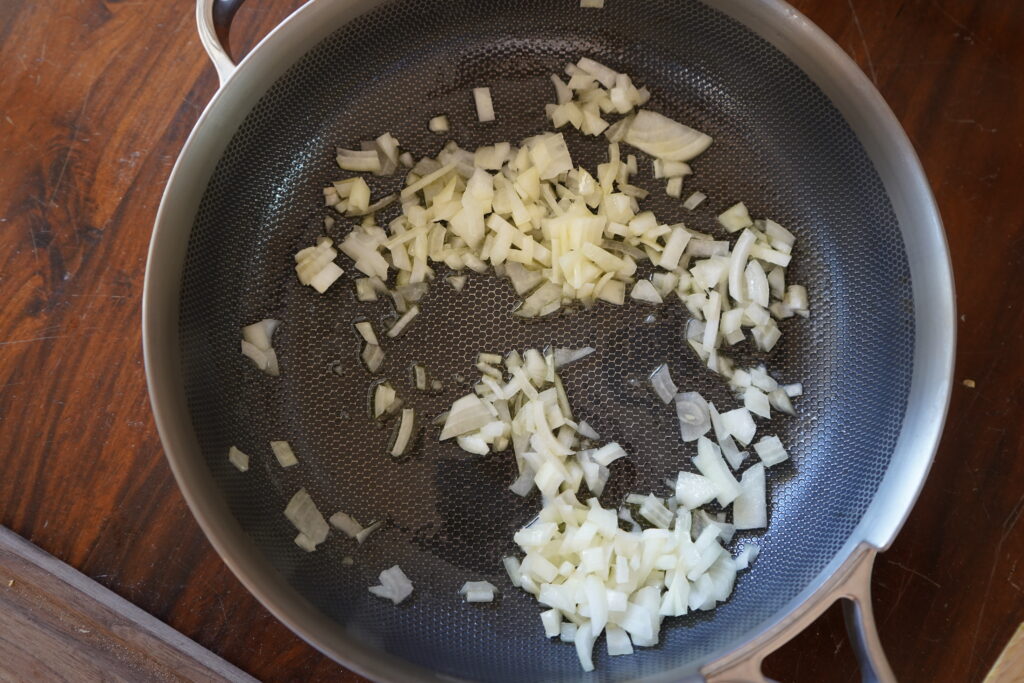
142,0,954,680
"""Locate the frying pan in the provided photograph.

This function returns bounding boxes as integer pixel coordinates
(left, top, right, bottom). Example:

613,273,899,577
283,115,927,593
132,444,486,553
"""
142,0,955,680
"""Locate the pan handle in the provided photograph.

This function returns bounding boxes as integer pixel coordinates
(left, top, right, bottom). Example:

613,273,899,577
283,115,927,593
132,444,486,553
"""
702,543,896,683
196,0,248,86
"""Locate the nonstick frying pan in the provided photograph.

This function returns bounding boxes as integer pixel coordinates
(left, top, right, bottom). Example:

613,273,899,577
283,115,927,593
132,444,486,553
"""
143,1,955,680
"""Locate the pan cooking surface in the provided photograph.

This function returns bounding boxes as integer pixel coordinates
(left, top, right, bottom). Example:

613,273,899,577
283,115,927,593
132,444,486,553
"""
179,0,913,679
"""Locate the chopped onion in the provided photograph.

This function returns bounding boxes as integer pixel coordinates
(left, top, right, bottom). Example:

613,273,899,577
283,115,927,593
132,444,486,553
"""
369,565,413,604
733,463,767,530
356,519,384,544
630,279,663,304
682,191,706,210
429,115,450,133
718,202,752,233
361,343,385,373
441,394,493,440
447,275,467,291
734,543,760,571
284,488,329,548
675,471,716,509
242,318,279,351
473,87,495,122
577,420,600,440
460,580,498,602
623,110,713,162
228,446,249,472
355,320,378,346
744,386,771,419
649,364,677,404
674,391,711,442
387,305,420,338
270,440,298,468
329,510,364,538
719,407,756,446
390,408,416,456
754,435,789,467
693,437,742,506
294,533,317,552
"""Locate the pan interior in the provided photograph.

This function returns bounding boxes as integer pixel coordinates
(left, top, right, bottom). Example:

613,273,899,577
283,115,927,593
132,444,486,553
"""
178,0,913,679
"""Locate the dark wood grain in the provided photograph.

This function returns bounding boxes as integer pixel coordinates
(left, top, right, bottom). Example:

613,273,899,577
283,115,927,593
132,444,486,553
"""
0,526,255,682
0,1,1020,681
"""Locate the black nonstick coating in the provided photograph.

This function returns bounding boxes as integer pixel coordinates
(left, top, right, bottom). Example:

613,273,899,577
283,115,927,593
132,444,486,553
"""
178,0,913,679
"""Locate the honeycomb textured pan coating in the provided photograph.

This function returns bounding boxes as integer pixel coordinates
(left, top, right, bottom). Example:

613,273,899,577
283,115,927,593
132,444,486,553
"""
178,1,914,679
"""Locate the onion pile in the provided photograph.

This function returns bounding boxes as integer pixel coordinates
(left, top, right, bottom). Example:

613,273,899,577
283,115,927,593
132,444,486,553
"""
439,349,802,670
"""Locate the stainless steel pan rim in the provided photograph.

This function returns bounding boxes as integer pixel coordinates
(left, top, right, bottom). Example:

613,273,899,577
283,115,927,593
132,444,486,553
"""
143,1,955,680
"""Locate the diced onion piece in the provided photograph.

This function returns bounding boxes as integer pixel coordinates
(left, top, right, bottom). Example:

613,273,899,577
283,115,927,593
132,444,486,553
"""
369,565,413,604
719,435,746,471
390,408,416,456
373,382,401,419
503,556,523,587
329,510,364,538
356,519,384,544
649,364,677,404
473,87,495,122
693,437,742,506
734,543,760,571
623,110,713,162
744,386,771,419
461,580,498,602
541,608,562,637
733,463,767,530
764,219,795,250
718,202,753,232
574,622,596,672
228,446,249,472
284,488,329,547
591,442,627,466
675,391,711,442
754,435,789,467
720,407,756,446
294,533,317,552
355,278,380,301
447,275,468,291
665,177,683,198
728,229,756,303
639,495,673,528
577,420,600,440
337,148,382,173
242,318,279,351
270,440,298,467
630,279,663,304
387,305,420,338
429,115,450,133
355,321,378,346
441,394,494,440
362,343,385,373
675,471,716,509
683,191,706,210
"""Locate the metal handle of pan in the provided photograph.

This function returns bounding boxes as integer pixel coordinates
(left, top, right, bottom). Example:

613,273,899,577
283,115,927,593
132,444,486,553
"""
702,543,896,683
196,0,248,86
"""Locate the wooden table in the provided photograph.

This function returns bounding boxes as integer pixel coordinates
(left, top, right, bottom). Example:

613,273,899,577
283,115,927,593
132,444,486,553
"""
1,1,1020,680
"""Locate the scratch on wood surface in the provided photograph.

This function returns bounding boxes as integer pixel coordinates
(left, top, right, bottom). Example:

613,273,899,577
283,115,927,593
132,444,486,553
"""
0,335,66,347
48,85,94,205
846,0,878,85
885,559,942,588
